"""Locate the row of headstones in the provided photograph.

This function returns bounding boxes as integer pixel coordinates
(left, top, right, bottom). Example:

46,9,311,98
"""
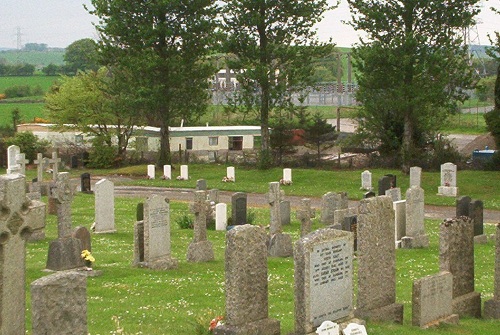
6,145,62,182
361,162,459,198
146,164,294,184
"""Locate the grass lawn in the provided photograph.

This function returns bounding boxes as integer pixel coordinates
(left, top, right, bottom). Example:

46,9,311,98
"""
24,191,499,335
0,102,47,126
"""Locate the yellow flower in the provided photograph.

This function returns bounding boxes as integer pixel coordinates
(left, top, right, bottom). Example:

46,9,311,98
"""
81,250,95,262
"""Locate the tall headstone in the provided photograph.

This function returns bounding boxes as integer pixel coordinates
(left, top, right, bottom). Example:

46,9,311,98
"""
438,162,458,196
214,225,280,335
34,153,45,183
94,179,116,233
80,173,92,193
456,196,471,216
180,165,189,180
393,200,406,247
361,170,372,191
377,175,393,196
187,191,214,262
401,186,429,248
163,164,171,179
283,168,292,183
31,272,87,335
294,228,357,334
0,174,46,334
470,199,486,243
342,215,358,251
6,145,21,174
385,187,401,202
439,217,481,318
231,192,247,225
280,200,291,225
484,224,500,319
49,151,61,181
268,182,293,257
215,203,227,231
72,226,92,253
226,166,235,181
297,198,313,237
410,166,422,188
412,272,458,328
147,164,155,179
133,195,178,270
355,196,404,323
208,189,219,204
320,192,348,225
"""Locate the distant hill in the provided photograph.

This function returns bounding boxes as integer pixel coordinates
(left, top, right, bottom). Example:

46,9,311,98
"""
0,49,65,68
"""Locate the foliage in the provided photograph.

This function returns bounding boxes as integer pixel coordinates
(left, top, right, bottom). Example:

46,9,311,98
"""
0,62,35,76
176,214,194,229
4,131,50,162
270,115,296,166
221,0,335,169
0,49,64,67
4,84,43,98
23,43,48,52
347,0,481,171
64,38,100,74
475,76,496,102
88,0,219,167
87,134,117,169
302,112,337,164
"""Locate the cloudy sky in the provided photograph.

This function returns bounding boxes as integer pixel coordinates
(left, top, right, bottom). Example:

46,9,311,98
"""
1,0,498,49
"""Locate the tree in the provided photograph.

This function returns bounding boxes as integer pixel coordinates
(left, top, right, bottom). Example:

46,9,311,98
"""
270,115,295,165
88,0,218,166
42,63,62,76
484,9,500,148
64,38,99,74
44,68,142,164
347,0,481,170
303,112,337,164
221,0,335,169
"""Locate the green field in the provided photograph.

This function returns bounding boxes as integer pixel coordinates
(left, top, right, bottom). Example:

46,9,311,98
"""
0,102,47,125
0,49,65,67
0,75,59,94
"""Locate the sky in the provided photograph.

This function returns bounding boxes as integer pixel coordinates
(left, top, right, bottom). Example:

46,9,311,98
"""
0,0,499,49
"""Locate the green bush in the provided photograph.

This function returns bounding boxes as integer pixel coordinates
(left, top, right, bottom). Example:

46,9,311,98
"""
3,84,43,98
5,131,50,162
176,214,194,229
87,135,116,169
485,108,500,148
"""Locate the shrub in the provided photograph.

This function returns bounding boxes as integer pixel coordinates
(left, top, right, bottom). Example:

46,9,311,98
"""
87,135,116,169
176,214,194,229
5,131,50,162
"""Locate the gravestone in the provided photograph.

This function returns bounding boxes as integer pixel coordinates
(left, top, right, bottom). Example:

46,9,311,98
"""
283,168,292,183
385,187,401,202
342,323,367,335
196,179,207,191
320,192,348,225
215,203,227,231
355,195,404,323
297,198,313,237
393,200,406,247
294,228,357,335
410,166,422,187
484,224,500,319
412,272,458,328
208,189,219,204
0,174,46,334
80,173,92,193
268,182,293,257
438,162,458,196
439,217,481,318
333,207,358,228
377,175,393,196
470,199,486,243
315,321,339,335
214,225,280,335
6,145,21,174
456,196,471,216
34,153,45,184
94,179,116,233
136,202,144,221
280,200,291,225
401,186,429,248
72,226,92,252
231,192,247,225
180,165,189,180
133,195,178,270
361,170,371,191
226,166,235,181
49,151,61,181
147,164,155,179
16,153,29,175
342,216,358,251
163,164,171,179
71,155,78,168
31,271,87,335
187,191,214,262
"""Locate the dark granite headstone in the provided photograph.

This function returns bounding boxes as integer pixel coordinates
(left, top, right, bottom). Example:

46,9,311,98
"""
71,155,78,168
470,199,484,236
196,179,207,191
378,176,393,196
80,173,91,193
342,215,358,251
231,192,247,225
456,196,471,217
136,202,144,221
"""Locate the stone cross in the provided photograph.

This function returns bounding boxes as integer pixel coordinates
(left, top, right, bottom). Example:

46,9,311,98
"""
297,198,312,237
51,172,75,238
187,190,214,263
0,174,46,334
49,151,62,181
268,182,282,235
16,153,29,175
34,153,44,182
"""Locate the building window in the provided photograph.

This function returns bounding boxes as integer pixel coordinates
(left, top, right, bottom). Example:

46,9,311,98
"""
209,136,218,146
186,137,193,150
229,136,243,150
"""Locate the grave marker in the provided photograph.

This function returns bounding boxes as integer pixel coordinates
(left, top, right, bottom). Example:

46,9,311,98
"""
410,166,422,187
94,179,116,233
16,153,29,175
297,198,313,237
385,187,401,202
163,164,171,179
393,200,406,247
342,323,367,335
268,182,293,257
283,168,292,183
361,170,371,191
80,173,92,193
6,145,21,174
231,192,247,225
320,192,348,225
280,200,291,225
226,166,235,181
401,186,429,248
49,151,61,181
187,190,214,262
196,179,207,190
378,175,394,196
147,164,155,179
438,162,458,196
315,321,339,335
180,165,189,180
215,203,227,231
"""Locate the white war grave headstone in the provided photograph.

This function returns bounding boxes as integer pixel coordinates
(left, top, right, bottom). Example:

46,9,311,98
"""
315,321,339,335
6,145,21,174
163,165,171,179
361,170,372,191
215,203,227,231
226,166,235,181
147,164,155,179
94,179,116,233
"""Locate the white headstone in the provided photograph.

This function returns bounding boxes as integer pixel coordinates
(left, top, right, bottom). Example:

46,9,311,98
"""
163,165,171,179
180,165,189,180
147,164,155,179
361,170,372,190
316,321,339,335
342,323,367,335
227,166,235,181
283,168,292,183
410,166,422,187
94,179,116,233
438,162,458,197
393,200,406,246
215,203,227,231
6,145,21,174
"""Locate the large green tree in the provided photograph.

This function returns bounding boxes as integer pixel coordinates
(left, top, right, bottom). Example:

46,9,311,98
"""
484,8,500,148
347,0,481,169
88,0,218,166
64,38,100,74
221,0,334,168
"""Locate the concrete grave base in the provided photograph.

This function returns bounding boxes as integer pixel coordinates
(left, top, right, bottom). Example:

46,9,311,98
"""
268,233,293,257
419,314,459,329
354,302,404,324
437,186,458,197
484,299,500,319
214,317,280,335
401,234,429,249
473,234,488,244
187,240,215,263
93,228,117,234
135,256,178,270
452,291,481,318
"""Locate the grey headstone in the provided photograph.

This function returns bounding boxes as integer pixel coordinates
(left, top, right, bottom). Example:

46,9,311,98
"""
438,162,458,196
208,189,219,204
231,192,247,225
72,226,91,253
94,179,116,233
196,179,207,190
31,272,87,335
187,190,214,263
46,237,85,271
439,217,481,318
280,200,291,225
297,199,312,237
385,187,401,202
484,224,500,319
214,225,280,335
320,192,348,225
409,166,422,188
294,228,355,334
402,186,429,248
34,153,44,183
361,170,371,191
355,196,404,323
268,182,293,257
51,172,75,238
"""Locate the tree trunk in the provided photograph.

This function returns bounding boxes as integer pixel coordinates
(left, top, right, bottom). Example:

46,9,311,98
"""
158,118,171,167
402,111,413,173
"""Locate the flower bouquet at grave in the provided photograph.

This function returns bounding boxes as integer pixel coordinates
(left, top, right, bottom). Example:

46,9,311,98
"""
279,178,292,186
222,176,234,182
209,316,224,332
81,250,95,269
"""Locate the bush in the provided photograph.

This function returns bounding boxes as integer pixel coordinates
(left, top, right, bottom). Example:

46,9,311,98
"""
5,131,50,162
87,135,116,169
176,214,194,229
